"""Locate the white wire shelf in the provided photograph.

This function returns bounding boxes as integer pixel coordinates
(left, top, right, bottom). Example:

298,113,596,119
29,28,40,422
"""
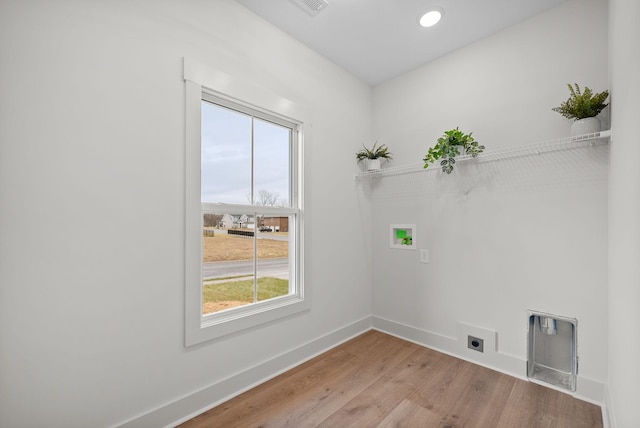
355,130,611,180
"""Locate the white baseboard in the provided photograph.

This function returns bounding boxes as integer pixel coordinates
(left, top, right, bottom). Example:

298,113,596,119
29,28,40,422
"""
116,315,607,427
602,384,614,428
115,316,372,428
371,316,605,406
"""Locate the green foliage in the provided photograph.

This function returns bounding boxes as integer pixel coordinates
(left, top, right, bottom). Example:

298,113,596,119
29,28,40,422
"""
356,141,393,161
552,83,609,120
423,127,485,174
203,277,289,304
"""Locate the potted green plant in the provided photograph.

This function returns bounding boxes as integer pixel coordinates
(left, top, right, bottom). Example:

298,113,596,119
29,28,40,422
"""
356,142,393,171
423,127,484,174
552,83,609,136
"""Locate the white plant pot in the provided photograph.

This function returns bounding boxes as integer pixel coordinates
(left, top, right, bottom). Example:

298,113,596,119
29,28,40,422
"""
571,117,601,137
365,158,382,171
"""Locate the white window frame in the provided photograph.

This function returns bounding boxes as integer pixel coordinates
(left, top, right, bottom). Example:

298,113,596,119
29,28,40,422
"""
184,58,310,346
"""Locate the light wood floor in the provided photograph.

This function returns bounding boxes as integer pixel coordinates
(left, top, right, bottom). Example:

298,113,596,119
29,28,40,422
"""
179,330,602,428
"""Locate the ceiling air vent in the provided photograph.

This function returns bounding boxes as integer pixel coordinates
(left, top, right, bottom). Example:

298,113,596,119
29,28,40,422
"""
289,0,328,16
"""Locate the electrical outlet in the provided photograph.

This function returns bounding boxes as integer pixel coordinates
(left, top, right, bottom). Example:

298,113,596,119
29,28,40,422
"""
420,249,429,263
468,335,484,353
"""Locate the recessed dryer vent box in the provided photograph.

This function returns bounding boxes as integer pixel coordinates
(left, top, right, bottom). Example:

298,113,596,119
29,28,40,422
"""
527,311,577,392
390,224,416,250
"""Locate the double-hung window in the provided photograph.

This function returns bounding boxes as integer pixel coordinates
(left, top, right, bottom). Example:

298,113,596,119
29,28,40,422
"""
184,60,307,345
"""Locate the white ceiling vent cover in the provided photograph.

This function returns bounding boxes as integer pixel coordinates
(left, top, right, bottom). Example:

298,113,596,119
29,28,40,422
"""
289,0,328,16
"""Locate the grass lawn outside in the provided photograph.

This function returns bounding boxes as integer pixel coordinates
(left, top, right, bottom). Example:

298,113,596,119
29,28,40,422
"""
202,233,288,262
202,277,289,314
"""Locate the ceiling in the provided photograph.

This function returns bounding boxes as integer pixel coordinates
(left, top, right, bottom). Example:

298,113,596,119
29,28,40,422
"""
235,0,569,86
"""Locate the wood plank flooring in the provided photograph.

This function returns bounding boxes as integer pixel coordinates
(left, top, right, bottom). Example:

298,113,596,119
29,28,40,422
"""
179,330,602,428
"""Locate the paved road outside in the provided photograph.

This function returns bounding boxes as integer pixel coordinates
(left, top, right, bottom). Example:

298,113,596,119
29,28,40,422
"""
203,258,288,280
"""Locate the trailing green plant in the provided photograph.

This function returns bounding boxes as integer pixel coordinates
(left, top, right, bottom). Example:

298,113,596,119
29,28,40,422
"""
355,142,393,162
423,127,484,174
552,83,609,120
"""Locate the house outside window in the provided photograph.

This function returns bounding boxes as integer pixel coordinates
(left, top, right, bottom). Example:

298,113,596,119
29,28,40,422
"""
262,216,289,232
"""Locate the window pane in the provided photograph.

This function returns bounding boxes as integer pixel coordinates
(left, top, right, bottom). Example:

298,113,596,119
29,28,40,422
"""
253,118,291,207
202,212,256,314
201,101,251,204
198,97,297,319
256,215,290,302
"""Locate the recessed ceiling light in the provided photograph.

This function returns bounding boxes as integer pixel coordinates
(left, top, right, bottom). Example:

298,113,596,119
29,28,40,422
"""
419,9,443,27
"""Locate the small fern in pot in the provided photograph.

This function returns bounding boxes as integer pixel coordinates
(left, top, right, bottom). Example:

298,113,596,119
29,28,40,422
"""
423,127,484,174
356,142,393,170
552,83,609,136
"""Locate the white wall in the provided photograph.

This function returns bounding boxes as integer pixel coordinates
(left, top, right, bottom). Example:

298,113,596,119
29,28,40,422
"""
607,0,640,426
373,0,609,166
0,1,372,426
370,0,609,403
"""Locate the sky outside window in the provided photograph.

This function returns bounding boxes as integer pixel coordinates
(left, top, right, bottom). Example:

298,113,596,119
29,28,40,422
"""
201,101,290,205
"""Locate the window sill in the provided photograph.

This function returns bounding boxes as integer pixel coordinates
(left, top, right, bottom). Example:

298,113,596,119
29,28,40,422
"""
186,295,310,346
